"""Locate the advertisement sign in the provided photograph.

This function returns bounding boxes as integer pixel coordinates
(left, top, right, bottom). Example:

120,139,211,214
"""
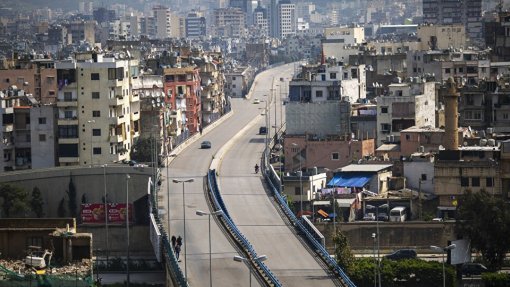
81,203,133,224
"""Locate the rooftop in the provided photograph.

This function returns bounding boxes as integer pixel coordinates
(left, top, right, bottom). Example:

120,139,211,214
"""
339,164,393,173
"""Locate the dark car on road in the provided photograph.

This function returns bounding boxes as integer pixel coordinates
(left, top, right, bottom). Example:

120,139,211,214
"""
384,249,417,260
200,141,212,149
259,126,267,135
461,263,488,276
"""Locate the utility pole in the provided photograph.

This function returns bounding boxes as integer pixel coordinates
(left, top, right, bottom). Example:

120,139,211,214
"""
418,178,422,221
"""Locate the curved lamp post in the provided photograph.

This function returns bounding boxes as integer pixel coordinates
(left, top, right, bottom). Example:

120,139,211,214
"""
431,244,456,287
233,254,268,287
196,210,224,287
366,203,389,287
173,178,194,282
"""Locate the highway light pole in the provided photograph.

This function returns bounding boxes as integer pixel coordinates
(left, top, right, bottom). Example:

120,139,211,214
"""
431,244,456,287
125,174,131,287
102,164,109,264
196,210,224,287
173,178,194,282
233,254,268,287
366,203,389,287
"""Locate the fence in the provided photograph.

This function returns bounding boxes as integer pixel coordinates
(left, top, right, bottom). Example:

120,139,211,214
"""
207,170,282,287
261,131,357,287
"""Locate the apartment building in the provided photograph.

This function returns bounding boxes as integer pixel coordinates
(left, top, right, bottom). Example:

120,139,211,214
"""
64,21,96,44
213,8,246,38
422,0,482,42
163,66,201,135
224,66,254,98
485,12,510,61
153,5,171,39
185,10,206,39
55,51,140,166
417,24,467,51
322,26,365,63
277,0,296,39
199,56,226,126
376,80,436,146
253,4,269,36
0,57,57,104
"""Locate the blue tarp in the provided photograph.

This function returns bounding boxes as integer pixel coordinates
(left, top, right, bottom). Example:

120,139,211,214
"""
327,172,372,188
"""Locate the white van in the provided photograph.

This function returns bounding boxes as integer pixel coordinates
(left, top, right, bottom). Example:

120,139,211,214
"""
389,206,408,222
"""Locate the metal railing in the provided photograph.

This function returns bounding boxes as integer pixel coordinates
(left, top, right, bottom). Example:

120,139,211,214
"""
261,131,357,287
148,176,188,287
207,170,282,287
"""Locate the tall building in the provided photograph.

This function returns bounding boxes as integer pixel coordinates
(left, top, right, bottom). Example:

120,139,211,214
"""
213,8,246,38
153,5,171,39
422,0,482,42
185,10,207,38
277,0,296,39
252,1,268,35
55,52,140,166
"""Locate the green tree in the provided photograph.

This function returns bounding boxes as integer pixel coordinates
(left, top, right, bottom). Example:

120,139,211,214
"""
30,186,44,218
67,177,77,218
131,137,158,163
0,184,29,217
333,231,355,272
456,189,510,270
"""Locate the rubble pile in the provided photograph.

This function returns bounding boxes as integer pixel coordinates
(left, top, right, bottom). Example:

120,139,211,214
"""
0,259,92,277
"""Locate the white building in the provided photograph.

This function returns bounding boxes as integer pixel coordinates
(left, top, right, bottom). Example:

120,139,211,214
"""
277,0,296,39
403,153,435,195
55,52,140,166
322,26,365,63
376,80,436,146
153,5,171,39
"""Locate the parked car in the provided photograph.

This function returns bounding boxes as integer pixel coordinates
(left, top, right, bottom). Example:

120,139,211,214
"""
363,213,376,221
200,141,212,149
384,249,417,260
377,212,389,221
253,98,260,104
461,263,488,276
389,206,408,222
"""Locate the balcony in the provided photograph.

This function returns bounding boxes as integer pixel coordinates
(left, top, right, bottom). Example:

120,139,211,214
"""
59,156,80,163
110,134,124,143
131,111,140,121
131,93,140,102
57,100,78,107
109,95,124,106
58,117,78,125
58,137,79,144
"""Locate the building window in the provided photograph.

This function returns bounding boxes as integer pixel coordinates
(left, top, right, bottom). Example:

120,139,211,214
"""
381,106,388,113
504,113,509,120
64,111,74,119
421,174,427,181
38,117,46,124
486,177,493,187
294,186,301,196
91,73,100,80
39,134,46,142
461,177,469,187
471,177,480,187
316,90,323,97
92,92,100,99
332,152,339,160
232,76,236,80
92,129,101,136
92,111,100,117
330,73,336,79
93,147,102,154
64,92,73,101
381,123,391,132
445,68,451,74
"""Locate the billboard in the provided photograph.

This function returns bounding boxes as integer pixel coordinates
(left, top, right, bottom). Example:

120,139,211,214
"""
81,203,133,224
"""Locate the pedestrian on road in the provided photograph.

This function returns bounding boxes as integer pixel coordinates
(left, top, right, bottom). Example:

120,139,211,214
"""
177,235,183,249
171,235,177,250
175,244,181,261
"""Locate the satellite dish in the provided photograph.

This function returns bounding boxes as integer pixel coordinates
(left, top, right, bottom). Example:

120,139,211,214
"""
156,97,161,103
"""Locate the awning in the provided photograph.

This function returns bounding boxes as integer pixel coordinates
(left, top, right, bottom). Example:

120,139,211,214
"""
313,201,331,206
327,172,372,188
336,198,356,208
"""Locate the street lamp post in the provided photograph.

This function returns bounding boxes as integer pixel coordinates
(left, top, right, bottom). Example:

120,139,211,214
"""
172,178,194,282
165,154,177,236
233,254,268,287
196,210,224,287
372,233,377,287
291,143,303,216
87,120,95,166
125,174,131,287
430,244,456,287
102,164,109,264
366,203,389,287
